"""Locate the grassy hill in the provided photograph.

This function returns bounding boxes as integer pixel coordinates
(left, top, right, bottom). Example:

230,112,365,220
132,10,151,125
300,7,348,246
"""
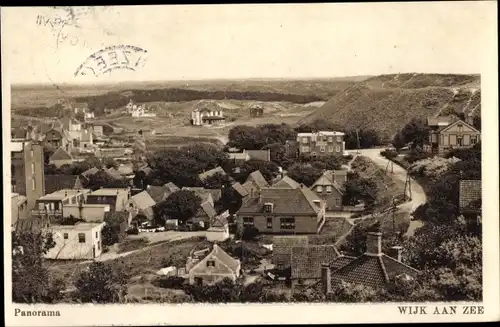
305,73,481,140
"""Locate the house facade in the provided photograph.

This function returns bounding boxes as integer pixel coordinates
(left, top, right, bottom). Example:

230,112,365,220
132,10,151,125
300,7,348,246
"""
427,117,481,154
310,170,346,211
236,185,326,234
296,131,345,157
186,244,241,285
11,193,29,227
249,105,264,117
44,128,70,150
206,211,230,242
85,188,131,212
32,189,92,218
191,107,225,126
44,222,105,260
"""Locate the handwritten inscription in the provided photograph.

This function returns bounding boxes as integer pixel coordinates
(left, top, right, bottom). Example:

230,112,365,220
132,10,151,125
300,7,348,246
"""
398,305,484,315
74,45,148,77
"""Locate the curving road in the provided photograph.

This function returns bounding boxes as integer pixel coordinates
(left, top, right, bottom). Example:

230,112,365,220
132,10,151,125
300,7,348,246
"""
348,148,427,236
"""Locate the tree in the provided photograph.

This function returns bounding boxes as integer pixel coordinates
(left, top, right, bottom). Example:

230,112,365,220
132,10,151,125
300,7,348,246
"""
261,142,292,168
12,230,63,303
74,261,129,303
215,185,243,214
326,280,378,302
84,170,130,190
342,172,378,209
101,212,128,246
399,118,429,149
155,190,201,224
295,120,344,133
286,163,322,187
340,220,380,256
392,132,406,150
202,172,232,189
227,125,264,150
231,160,279,184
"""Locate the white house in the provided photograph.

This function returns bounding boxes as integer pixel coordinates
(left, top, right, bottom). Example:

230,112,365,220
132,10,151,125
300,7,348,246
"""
206,210,230,242
191,106,226,126
186,244,241,285
44,222,106,260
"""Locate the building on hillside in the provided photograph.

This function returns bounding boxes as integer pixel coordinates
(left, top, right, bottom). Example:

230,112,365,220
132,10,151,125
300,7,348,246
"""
321,232,419,294
291,245,341,291
12,193,29,227
297,131,345,157
249,104,264,117
44,222,106,260
191,105,226,126
236,184,326,234
44,127,71,151
49,147,74,168
242,170,269,197
206,210,230,242
426,117,481,154
272,176,301,189
85,188,131,212
186,244,241,285
459,179,482,223
11,140,45,211
310,170,346,211
126,190,156,221
32,189,91,218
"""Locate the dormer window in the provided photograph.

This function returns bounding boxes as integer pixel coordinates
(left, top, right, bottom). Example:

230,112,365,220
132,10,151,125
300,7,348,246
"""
206,260,215,267
317,186,323,193
264,203,274,213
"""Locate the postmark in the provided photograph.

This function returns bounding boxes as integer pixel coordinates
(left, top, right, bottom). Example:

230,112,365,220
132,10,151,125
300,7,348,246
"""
74,45,148,77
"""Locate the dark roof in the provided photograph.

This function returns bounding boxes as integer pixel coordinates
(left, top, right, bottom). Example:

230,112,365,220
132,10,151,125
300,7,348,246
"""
311,170,344,194
245,149,271,162
272,176,301,189
238,186,321,215
245,170,269,188
44,175,82,194
459,180,481,213
202,116,226,121
291,245,340,279
211,211,229,227
146,186,169,203
330,254,419,289
273,236,309,256
49,147,73,161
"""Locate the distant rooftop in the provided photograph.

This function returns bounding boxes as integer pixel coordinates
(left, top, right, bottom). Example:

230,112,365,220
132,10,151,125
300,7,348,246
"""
38,189,91,201
49,222,105,231
297,131,345,136
89,188,130,196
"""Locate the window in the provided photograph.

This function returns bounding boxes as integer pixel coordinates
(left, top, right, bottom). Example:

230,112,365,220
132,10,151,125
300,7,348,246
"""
96,232,98,239
206,260,215,267
63,233,68,240
457,136,463,146
31,163,35,174
328,146,334,152
301,146,310,153
78,233,86,243
243,217,254,227
471,136,477,144
264,203,273,213
328,136,333,142
326,186,332,194
317,186,323,193
32,178,36,191
336,198,340,206
267,217,273,229
336,136,342,142
457,123,463,132
98,241,101,251
30,149,34,158
336,146,340,152
301,137,309,144
280,217,295,230
320,146,326,152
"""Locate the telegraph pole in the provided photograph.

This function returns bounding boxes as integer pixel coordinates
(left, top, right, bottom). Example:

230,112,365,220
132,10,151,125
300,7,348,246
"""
403,171,412,201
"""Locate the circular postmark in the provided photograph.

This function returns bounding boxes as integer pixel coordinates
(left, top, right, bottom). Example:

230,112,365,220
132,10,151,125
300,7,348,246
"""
74,45,148,77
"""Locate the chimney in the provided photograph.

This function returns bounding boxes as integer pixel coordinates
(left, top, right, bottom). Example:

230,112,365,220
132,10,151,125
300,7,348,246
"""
391,245,403,262
365,232,383,256
321,263,332,294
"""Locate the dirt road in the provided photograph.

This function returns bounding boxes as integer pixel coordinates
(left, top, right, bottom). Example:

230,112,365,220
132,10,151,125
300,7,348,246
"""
348,148,427,236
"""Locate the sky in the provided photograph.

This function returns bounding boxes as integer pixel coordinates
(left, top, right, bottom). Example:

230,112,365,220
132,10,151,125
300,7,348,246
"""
1,2,496,85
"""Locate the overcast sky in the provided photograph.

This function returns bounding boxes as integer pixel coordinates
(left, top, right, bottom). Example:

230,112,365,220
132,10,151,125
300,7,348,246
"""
1,2,496,85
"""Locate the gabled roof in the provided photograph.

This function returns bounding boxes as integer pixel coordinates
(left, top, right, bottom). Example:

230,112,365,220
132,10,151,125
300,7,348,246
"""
11,128,28,139
44,175,83,194
200,201,217,219
311,170,345,194
291,245,341,279
130,191,156,211
117,164,134,176
49,147,73,161
81,167,99,179
245,170,269,188
208,244,240,272
273,236,309,256
211,210,230,228
245,149,271,162
272,176,300,189
330,254,419,289
427,115,455,127
183,187,213,203
198,166,227,182
146,186,169,203
164,182,180,194
106,167,124,180
232,182,249,197
238,186,322,215
438,119,480,134
459,180,481,213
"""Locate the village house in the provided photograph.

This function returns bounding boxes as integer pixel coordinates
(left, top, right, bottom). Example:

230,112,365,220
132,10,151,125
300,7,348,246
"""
191,104,226,126
310,170,347,211
186,244,241,285
242,170,269,196
62,203,111,223
80,128,94,149
32,189,92,218
85,188,131,212
297,131,345,158
146,182,180,204
11,140,45,211
11,193,29,227
236,184,326,234
206,210,231,242
198,166,228,184
231,182,249,199
459,179,482,224
291,245,341,291
249,104,264,117
426,116,481,154
272,235,309,272
49,147,74,168
126,190,157,221
44,222,106,260
182,187,220,227
321,232,419,294
227,149,272,165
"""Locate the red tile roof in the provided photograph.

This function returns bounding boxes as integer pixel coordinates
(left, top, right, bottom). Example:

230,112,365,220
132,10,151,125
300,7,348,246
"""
459,180,481,213
291,245,340,279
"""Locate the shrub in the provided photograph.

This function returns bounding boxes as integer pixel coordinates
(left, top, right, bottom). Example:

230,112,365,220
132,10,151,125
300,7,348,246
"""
155,276,186,289
404,149,432,164
380,149,398,160
126,226,139,235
